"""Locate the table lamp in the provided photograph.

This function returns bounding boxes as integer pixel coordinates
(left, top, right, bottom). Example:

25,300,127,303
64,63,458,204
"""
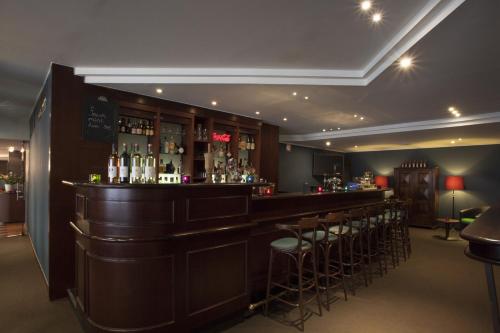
374,175,389,188
445,175,464,219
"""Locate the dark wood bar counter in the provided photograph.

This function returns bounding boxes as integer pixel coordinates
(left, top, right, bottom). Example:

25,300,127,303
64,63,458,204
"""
64,181,385,332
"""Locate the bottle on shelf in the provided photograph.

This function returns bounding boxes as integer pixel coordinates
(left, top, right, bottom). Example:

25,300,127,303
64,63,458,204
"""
108,143,119,183
130,143,143,184
137,121,143,135
168,136,175,153
250,136,255,150
118,118,123,133
163,137,169,154
144,143,156,184
119,143,130,184
149,120,154,136
246,136,251,150
126,118,131,133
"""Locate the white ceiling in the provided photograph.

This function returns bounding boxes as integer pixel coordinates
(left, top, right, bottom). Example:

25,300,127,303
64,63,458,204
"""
1,0,499,151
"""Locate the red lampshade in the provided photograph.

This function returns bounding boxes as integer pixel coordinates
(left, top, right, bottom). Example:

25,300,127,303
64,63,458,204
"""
445,176,464,191
374,175,389,188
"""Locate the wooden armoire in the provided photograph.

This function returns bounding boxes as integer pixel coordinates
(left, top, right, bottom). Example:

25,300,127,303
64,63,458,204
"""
394,167,439,228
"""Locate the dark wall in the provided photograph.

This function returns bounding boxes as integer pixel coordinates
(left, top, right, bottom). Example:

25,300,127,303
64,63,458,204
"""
278,144,342,192
347,145,500,216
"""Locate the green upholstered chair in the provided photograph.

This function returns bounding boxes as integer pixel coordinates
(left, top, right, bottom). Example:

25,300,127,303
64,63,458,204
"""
459,206,490,229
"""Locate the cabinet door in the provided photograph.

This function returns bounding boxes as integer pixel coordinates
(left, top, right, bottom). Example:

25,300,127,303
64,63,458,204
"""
412,170,435,227
396,170,413,200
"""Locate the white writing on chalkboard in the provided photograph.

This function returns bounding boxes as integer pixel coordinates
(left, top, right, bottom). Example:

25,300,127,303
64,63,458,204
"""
87,107,109,128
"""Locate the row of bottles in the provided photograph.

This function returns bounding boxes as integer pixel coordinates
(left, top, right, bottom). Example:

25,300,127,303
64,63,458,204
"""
238,136,256,151
108,143,156,184
118,118,155,136
400,160,428,168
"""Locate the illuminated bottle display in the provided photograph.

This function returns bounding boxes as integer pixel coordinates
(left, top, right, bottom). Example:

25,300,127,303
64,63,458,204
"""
144,143,156,184
119,143,130,184
108,143,119,183
130,143,143,184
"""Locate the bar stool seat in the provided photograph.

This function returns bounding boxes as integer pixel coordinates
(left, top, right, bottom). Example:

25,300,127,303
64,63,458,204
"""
352,220,378,229
270,237,312,252
329,225,359,235
304,230,338,242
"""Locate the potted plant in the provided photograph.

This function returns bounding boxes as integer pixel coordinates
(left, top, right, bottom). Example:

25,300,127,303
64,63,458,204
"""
0,172,20,193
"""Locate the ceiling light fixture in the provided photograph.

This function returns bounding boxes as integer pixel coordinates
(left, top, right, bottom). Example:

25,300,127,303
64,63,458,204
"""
354,114,358,118
372,12,382,23
155,88,163,94
8,146,15,153
337,127,341,130
292,92,297,96
399,56,413,69
322,129,326,132
304,96,309,100
360,1,372,11
458,138,462,141
325,141,331,147
448,106,456,112
255,111,260,115
283,117,288,122
211,100,218,106
354,145,358,148
329,128,333,131
454,113,461,117
360,116,365,120
451,140,456,144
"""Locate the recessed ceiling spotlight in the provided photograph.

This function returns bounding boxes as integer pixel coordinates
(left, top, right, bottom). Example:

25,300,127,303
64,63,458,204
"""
211,100,218,106
454,113,461,117
8,146,15,153
399,56,413,69
451,140,456,144
458,138,463,141
20,147,25,153
448,106,456,112
283,117,288,122
322,129,326,132
354,145,358,148
360,1,372,11
329,128,334,131
372,12,383,23
354,114,358,118
255,111,260,115
337,127,341,130
304,96,309,100
325,141,331,147
292,92,298,96
360,116,365,120
155,88,163,94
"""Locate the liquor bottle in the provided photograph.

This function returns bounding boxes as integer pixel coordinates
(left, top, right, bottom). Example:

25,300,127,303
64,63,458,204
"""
250,136,255,150
130,143,143,184
118,118,123,133
163,137,169,154
119,143,130,183
131,122,137,134
246,136,251,150
108,143,119,183
137,121,143,135
144,143,156,184
168,136,175,153
149,121,154,137
126,118,131,133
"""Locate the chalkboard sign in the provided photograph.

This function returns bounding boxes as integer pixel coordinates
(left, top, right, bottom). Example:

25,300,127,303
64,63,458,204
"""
82,96,117,143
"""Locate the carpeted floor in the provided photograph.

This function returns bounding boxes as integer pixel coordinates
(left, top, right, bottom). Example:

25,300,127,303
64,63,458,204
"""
0,228,498,333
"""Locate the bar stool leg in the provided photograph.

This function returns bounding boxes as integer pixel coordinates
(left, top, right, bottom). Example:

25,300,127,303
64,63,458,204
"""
348,236,356,295
311,251,323,317
264,248,274,316
337,238,348,301
375,227,384,277
359,234,368,287
366,229,373,284
324,244,331,311
297,255,305,332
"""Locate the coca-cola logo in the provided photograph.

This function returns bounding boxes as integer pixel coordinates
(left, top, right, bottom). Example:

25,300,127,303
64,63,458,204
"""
212,132,231,142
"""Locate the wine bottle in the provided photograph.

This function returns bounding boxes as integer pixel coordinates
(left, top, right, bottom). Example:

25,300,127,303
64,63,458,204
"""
246,136,251,150
137,121,142,135
118,118,123,133
144,143,156,184
168,136,175,153
130,143,143,184
250,136,255,150
126,118,131,133
108,143,119,183
149,121,154,137
131,122,137,135
119,143,130,184
164,137,169,154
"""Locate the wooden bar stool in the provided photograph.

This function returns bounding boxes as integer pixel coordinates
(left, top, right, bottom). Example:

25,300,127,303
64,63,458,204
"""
304,212,348,310
378,203,397,271
330,208,368,295
264,216,322,331
362,205,385,281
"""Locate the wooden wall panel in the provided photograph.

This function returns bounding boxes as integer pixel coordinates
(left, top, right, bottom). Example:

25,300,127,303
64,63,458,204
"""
259,123,279,185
